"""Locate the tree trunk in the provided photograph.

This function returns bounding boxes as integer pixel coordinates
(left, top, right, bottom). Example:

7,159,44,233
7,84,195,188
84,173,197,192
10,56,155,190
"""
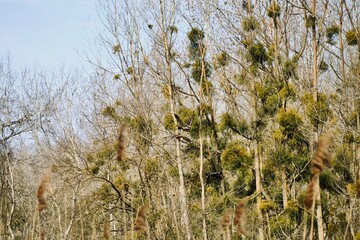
247,0,264,237
159,0,192,237
165,33,192,240
254,140,264,240
311,1,324,239
199,133,208,240
339,0,346,98
281,170,288,209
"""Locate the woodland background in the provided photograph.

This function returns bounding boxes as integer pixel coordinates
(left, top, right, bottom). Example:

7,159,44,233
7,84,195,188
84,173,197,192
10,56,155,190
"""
1,0,360,239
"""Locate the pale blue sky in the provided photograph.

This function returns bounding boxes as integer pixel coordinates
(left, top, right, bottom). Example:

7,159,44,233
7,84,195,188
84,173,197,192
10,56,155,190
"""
0,0,99,69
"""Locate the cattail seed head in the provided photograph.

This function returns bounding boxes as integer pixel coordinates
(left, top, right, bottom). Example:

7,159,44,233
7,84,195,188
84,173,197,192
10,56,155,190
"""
134,205,148,231
311,133,331,175
233,198,247,236
104,218,110,240
305,175,318,210
117,124,128,162
36,172,51,212
221,208,231,229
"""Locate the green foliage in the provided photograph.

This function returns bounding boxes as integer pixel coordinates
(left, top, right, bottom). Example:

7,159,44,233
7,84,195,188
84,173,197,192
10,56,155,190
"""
278,84,296,100
188,154,224,191
242,16,260,32
285,200,302,221
346,29,358,45
319,170,340,194
206,169,223,190
259,200,276,212
276,108,303,137
86,141,124,174
254,82,266,98
160,84,171,99
169,25,178,33
200,79,214,96
191,59,212,83
320,191,330,218
113,73,121,80
251,119,266,133
269,107,309,180
221,140,252,172
333,147,353,182
164,106,207,137
187,27,205,44
283,59,297,79
326,25,339,44
256,78,297,117
235,71,247,85
303,93,332,128
189,112,215,138
215,51,230,67
351,63,360,78
261,94,281,116
233,168,255,197
269,146,294,166
346,182,358,197
101,106,119,121
188,27,205,58
247,42,268,65
114,175,128,191
343,131,359,144
262,164,276,187
241,38,253,48
126,66,135,75
346,111,359,127
219,112,250,137
319,59,329,72
145,158,160,180
269,214,294,235
130,115,153,147
168,165,179,178
267,3,281,19
97,184,114,202
272,128,283,143
305,15,316,28
112,44,120,54
163,113,175,130
10,209,27,233
267,44,275,63
96,144,115,160
179,107,195,126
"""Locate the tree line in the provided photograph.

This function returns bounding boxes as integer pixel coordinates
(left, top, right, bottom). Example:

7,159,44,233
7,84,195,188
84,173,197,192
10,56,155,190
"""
1,0,360,239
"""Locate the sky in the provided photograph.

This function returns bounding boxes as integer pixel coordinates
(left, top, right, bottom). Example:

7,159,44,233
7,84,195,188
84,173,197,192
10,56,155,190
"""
0,0,100,69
